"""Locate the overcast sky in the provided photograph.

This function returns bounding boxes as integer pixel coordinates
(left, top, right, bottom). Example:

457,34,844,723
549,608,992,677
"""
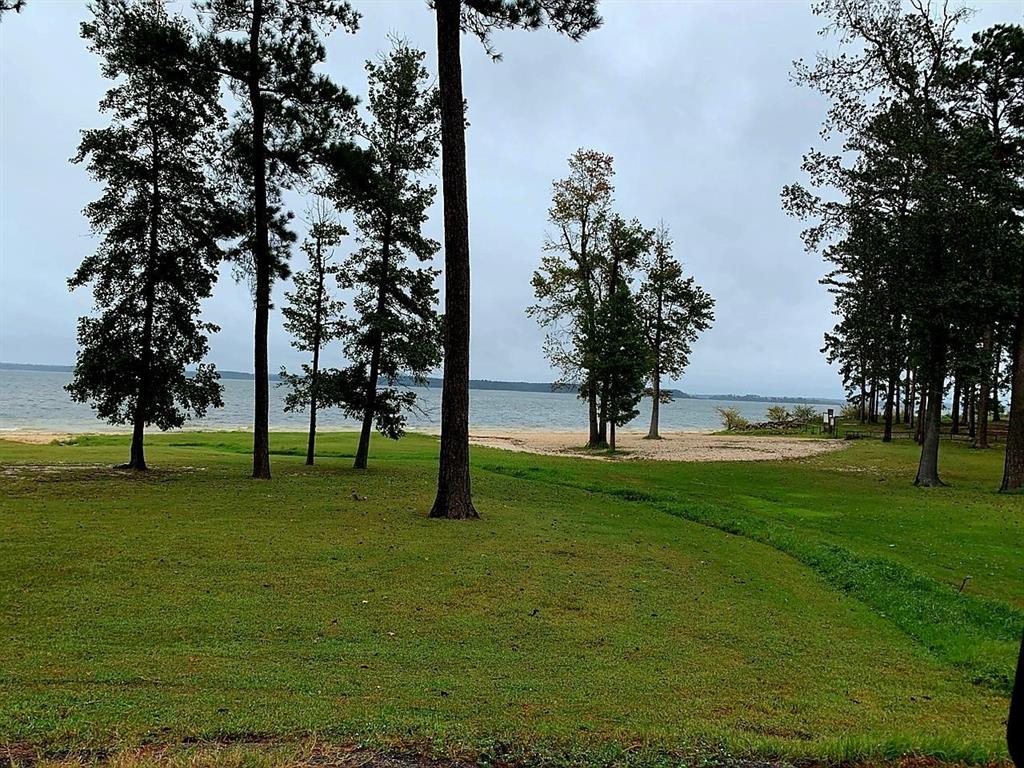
2,1,1020,398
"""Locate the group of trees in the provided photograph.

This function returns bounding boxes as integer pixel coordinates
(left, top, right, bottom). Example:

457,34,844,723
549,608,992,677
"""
783,0,1024,491
61,0,602,519
530,149,715,449
278,42,444,472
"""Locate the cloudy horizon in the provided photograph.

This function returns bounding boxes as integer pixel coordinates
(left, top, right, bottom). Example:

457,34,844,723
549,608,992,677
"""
3,0,1020,400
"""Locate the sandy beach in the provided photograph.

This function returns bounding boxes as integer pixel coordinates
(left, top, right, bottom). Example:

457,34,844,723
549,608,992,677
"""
467,429,847,462
0,427,845,463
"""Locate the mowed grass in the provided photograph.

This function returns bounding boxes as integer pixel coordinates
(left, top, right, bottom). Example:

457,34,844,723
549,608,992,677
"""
0,431,1020,764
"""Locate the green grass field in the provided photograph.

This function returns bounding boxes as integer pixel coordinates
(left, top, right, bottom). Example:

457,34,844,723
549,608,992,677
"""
0,431,1020,766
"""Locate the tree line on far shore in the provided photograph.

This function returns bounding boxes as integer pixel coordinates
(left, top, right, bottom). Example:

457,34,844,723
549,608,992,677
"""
783,0,1024,492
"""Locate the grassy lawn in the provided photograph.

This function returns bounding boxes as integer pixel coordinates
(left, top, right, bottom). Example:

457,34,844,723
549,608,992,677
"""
0,431,1020,765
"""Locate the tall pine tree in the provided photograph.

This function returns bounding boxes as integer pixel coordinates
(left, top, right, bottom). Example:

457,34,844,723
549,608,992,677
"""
637,223,715,440
428,0,602,519
69,0,232,470
199,0,358,479
330,42,443,471
279,199,346,466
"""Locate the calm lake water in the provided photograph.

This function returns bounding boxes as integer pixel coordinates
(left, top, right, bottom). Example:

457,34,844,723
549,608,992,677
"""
0,368,838,434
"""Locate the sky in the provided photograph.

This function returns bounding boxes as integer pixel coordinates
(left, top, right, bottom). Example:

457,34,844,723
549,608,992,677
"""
2,1,1021,399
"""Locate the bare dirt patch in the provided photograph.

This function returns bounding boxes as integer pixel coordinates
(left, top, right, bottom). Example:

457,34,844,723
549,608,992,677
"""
469,429,847,462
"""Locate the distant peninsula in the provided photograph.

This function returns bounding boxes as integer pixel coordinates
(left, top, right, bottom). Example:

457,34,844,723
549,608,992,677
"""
0,362,845,405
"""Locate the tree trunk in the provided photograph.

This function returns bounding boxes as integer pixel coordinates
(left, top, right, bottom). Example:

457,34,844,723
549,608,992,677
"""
128,121,161,472
915,388,926,445
647,369,661,440
587,382,599,446
429,0,477,520
597,379,608,446
882,374,895,443
609,420,616,451
969,383,977,438
976,327,993,449
1001,284,1024,492
248,0,271,480
859,377,867,423
993,347,1003,422
305,237,326,466
950,375,960,436
355,223,391,471
894,376,901,424
915,336,947,486
904,368,913,425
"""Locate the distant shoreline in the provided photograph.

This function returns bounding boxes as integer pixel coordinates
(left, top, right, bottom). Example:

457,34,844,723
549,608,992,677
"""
0,362,846,405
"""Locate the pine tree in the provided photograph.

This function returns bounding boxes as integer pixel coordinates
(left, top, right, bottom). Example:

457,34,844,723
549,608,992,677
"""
68,0,233,470
329,41,443,471
429,0,602,519
199,0,358,479
593,224,649,451
637,223,715,440
785,0,1001,486
279,199,346,466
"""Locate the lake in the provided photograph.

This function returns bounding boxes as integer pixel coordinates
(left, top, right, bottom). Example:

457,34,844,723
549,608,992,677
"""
0,368,838,434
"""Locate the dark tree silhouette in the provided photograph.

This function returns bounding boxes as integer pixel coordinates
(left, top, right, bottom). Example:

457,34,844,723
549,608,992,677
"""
0,0,25,20
279,199,346,465
331,42,442,471
199,0,358,479
594,216,651,450
428,0,602,520
785,1,1020,487
638,222,714,440
529,149,615,447
68,0,232,470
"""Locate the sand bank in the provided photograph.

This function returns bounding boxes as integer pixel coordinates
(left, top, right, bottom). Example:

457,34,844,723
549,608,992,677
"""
468,429,846,462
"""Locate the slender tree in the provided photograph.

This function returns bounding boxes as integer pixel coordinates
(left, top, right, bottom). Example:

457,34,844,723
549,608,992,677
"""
199,0,358,479
279,199,346,465
529,149,615,446
331,42,443,471
68,0,232,470
428,0,602,519
637,222,715,439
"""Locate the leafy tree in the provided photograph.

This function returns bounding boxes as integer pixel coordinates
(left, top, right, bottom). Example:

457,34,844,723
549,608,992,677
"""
199,0,358,479
785,0,1000,486
591,215,651,445
594,282,647,450
716,406,748,431
0,0,25,20
329,41,443,471
68,0,232,470
429,0,602,519
529,149,615,447
791,404,819,424
637,222,714,439
279,199,346,466
766,405,791,423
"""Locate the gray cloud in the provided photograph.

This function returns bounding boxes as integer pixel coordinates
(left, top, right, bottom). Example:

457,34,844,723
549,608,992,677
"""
2,0,1019,397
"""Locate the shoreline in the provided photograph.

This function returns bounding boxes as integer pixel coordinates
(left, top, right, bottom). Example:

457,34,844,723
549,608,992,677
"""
0,426,845,462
